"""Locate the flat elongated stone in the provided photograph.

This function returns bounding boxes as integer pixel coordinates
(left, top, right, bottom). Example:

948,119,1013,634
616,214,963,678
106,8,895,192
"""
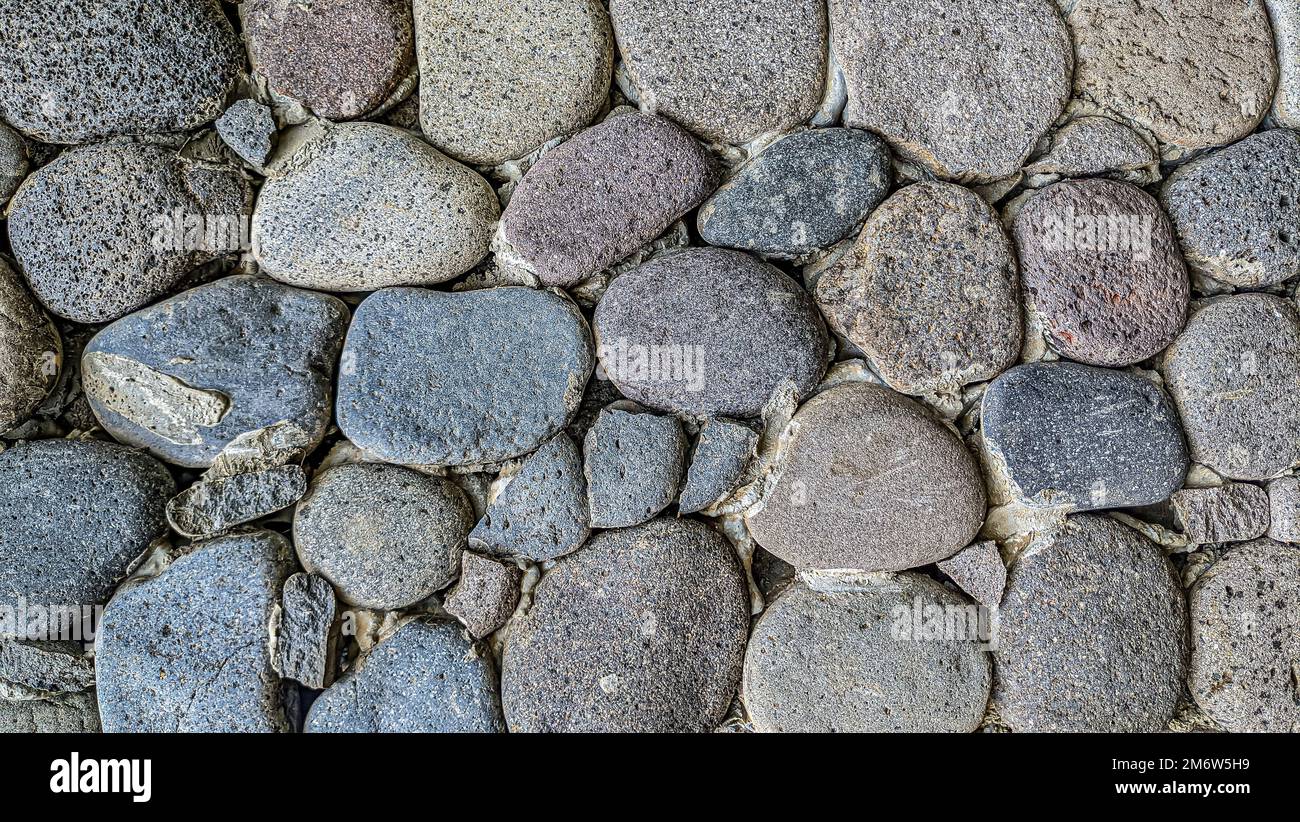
273,573,336,690
0,121,27,205
815,182,1021,395
337,286,593,466
583,406,687,529
216,99,276,167
0,691,101,733
253,123,498,291
981,363,1188,511
83,276,349,468
1170,484,1270,544
0,0,242,144
0,641,95,700
594,248,828,417
416,0,612,165
1269,0,1300,128
994,515,1188,732
95,530,294,733
501,517,749,732
938,541,1006,610
1161,294,1300,480
499,112,719,286
166,465,308,538
679,419,758,514
0,259,60,433
748,382,987,572
442,553,521,639
1267,477,1300,543
307,619,504,733
1024,116,1158,180
743,575,991,733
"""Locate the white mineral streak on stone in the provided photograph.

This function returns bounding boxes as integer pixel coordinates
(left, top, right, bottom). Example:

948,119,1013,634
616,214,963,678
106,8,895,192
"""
206,420,311,479
82,352,229,445
797,567,895,593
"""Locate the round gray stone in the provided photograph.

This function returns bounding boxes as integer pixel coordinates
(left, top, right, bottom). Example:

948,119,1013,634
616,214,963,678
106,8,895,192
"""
747,382,987,572
0,259,60,434
1161,294,1300,480
815,182,1021,395
293,463,473,610
0,120,27,206
743,575,991,733
253,123,498,291
594,248,828,417
697,127,891,257
337,286,594,466
994,515,1188,732
501,517,749,732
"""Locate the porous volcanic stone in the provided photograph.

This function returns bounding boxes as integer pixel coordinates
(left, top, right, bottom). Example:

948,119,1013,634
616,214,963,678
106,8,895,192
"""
981,362,1188,511
815,182,1020,395
273,572,336,690
0,0,243,144
747,382,987,571
1014,179,1188,366
337,286,593,466
307,619,504,733
1160,129,1300,288
0,122,27,205
253,123,498,291
0,259,60,433
697,128,891,257
0,439,173,624
443,553,522,639
743,575,991,733
1189,538,1300,732
1171,483,1270,544
83,276,349,469
611,0,825,144
468,434,590,562
501,517,749,732
0,641,95,700
0,691,101,733
994,515,1188,732
499,112,719,286
1161,294,1300,480
165,465,308,539
1069,0,1276,157
243,0,414,120
293,463,473,611
215,99,276,167
829,0,1071,182
1270,0,1300,128
679,419,758,514
95,530,294,733
938,541,1006,610
7,140,250,323
1024,116,1158,179
1267,477,1300,543
583,406,687,529
416,0,612,165
594,248,828,417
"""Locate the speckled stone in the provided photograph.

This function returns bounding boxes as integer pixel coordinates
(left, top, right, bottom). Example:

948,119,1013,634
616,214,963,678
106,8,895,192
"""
95,530,295,733
337,286,593,466
443,553,521,639
1161,294,1300,481
1171,483,1270,545
1269,0,1300,128
611,0,825,144
7,140,250,323
1267,476,1300,543
83,276,349,469
747,382,987,572
584,406,687,529
981,362,1188,511
594,248,828,417
0,439,173,625
293,463,473,611
468,434,590,562
0,641,95,700
743,575,991,733
0,691,101,733
1160,129,1300,288
273,572,336,690
0,121,27,205
415,0,612,165
994,515,1188,732
0,0,242,144
501,517,748,732
679,418,758,514
1069,0,1276,157
243,0,414,120
1189,538,1300,732
499,112,719,286
938,541,1006,610
1024,116,1158,180
165,465,308,539
815,182,1021,395
307,619,504,733
253,123,498,291
1014,178,1188,366
0,259,60,433
215,99,276,167
830,0,1071,182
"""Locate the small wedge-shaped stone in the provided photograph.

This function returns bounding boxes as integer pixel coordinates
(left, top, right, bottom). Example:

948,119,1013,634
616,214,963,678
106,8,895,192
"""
1269,0,1300,128
273,573,336,690
0,258,60,433
938,541,1007,610
1267,477,1300,543
442,553,521,639
1170,484,1270,545
584,406,687,529
1024,116,1158,180
216,99,276,167
679,419,758,515
166,465,308,538
0,121,27,206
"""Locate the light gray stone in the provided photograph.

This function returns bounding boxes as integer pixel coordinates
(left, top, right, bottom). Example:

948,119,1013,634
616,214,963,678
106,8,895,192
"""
166,465,307,538
215,99,276,167
0,121,27,205
442,553,521,639
0,691,100,733
1171,483,1270,544
1268,0,1300,128
0,641,95,700
1024,116,1158,180
584,406,687,529
1267,476,1300,543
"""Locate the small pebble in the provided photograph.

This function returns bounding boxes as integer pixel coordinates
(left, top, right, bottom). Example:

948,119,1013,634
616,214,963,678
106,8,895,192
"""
678,419,758,515
166,465,308,539
442,553,522,639
273,572,336,691
1170,484,1270,545
938,541,1007,610
583,405,687,529
215,99,276,167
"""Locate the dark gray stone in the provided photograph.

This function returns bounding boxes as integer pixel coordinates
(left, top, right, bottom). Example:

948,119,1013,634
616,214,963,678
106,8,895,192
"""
501,517,749,732
166,465,307,538
1171,483,1270,544
468,434,590,562
743,575,991,732
95,530,294,733
83,276,349,469
994,515,1188,732
1267,477,1300,543
747,382,987,572
938,541,1006,610
306,619,504,733
499,112,720,286
0,691,100,733
594,247,828,417
442,553,521,639
679,418,757,515
583,406,687,529
337,286,594,466
215,99,276,167
293,463,473,610
7,140,251,323
273,572,336,690
0,259,60,433
981,362,1189,511
0,121,27,205
0,439,173,626
0,641,95,700
0,0,243,144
